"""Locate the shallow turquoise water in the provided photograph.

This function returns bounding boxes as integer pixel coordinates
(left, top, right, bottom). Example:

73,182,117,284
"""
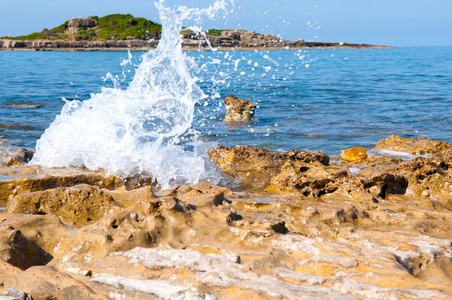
1,46,451,154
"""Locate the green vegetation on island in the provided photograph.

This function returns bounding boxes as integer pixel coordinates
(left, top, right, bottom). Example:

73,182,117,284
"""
0,14,391,50
2,14,227,42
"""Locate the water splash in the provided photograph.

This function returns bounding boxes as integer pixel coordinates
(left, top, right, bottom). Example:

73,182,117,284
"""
31,0,227,189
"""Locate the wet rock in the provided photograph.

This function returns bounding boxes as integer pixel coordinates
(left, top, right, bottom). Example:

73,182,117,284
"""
0,147,34,167
208,137,452,204
374,134,451,155
208,145,329,189
7,184,123,228
8,104,43,109
441,147,452,162
362,155,404,166
223,95,256,122
359,169,409,199
0,173,123,206
341,146,367,162
267,161,343,197
391,156,452,200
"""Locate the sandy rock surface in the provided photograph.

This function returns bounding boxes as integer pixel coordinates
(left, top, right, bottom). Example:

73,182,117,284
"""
1,135,452,299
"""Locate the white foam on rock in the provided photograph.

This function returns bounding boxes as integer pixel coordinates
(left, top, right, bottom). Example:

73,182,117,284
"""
368,149,433,161
31,1,227,189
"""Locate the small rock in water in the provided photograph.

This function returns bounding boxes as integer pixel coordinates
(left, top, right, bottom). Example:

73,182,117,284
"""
224,95,256,122
341,147,367,162
9,104,43,109
0,147,34,167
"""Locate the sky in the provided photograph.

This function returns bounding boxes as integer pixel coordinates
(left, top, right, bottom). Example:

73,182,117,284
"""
0,0,451,47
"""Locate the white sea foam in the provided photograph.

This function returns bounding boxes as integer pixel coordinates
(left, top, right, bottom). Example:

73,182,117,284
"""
31,0,228,189
368,149,433,161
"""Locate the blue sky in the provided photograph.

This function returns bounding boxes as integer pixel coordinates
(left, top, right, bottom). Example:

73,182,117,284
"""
1,0,451,47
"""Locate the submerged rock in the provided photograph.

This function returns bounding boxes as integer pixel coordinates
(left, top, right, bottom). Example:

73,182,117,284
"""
8,104,43,109
223,95,256,122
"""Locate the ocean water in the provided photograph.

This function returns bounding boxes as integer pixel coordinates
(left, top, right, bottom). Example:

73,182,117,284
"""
1,46,451,157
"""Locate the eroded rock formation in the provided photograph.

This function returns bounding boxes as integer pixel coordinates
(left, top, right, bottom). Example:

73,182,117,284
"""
68,17,98,29
223,95,256,122
208,145,329,189
0,135,452,299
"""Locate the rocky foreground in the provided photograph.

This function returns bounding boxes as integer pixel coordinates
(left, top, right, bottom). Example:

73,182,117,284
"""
0,135,452,299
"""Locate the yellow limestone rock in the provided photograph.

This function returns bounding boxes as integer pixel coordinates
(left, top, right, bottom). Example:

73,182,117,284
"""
224,95,256,122
374,135,451,155
341,147,367,162
6,184,123,228
0,136,451,299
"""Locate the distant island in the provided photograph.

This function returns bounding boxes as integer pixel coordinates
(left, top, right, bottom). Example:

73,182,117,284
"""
0,14,393,51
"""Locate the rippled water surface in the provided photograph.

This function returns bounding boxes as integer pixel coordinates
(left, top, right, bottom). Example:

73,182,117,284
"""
1,46,451,154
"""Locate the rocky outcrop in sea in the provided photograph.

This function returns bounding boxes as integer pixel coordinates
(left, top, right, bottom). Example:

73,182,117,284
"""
0,39,160,50
0,17,391,51
0,36,388,51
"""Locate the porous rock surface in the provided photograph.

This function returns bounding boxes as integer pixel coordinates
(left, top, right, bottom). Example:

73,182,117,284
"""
223,95,256,122
0,171,123,207
208,145,328,189
0,135,452,299
6,184,123,228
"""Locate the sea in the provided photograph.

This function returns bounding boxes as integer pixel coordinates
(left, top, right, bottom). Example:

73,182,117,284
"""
1,46,451,154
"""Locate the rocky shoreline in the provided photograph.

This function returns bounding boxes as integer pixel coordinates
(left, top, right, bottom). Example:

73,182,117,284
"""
0,30,392,52
1,16,393,51
0,38,392,51
0,134,451,299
